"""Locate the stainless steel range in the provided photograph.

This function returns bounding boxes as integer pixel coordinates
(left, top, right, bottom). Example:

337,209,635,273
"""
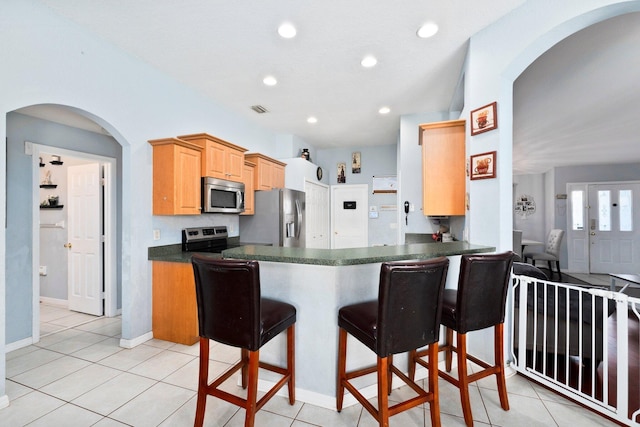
182,226,229,253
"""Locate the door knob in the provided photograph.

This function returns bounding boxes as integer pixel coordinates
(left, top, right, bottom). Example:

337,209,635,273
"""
64,243,72,249
590,232,596,236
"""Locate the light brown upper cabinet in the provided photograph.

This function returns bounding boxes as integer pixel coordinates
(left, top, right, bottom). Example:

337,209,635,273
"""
149,138,202,215
244,153,286,191
419,119,466,216
178,133,247,183
241,160,256,215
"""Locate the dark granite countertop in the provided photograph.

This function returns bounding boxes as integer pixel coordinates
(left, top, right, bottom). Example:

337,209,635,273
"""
220,242,495,266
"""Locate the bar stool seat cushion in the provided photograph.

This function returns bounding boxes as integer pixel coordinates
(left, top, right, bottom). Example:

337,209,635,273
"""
259,298,297,346
338,300,378,351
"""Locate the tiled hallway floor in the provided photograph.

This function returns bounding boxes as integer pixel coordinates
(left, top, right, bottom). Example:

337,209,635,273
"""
2,313,619,426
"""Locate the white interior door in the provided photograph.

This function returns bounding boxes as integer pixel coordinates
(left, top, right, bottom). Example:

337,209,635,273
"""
67,163,103,315
331,184,368,249
588,182,640,274
305,180,330,249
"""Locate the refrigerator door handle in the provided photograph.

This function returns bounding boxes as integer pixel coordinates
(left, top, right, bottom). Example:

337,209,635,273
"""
295,199,302,239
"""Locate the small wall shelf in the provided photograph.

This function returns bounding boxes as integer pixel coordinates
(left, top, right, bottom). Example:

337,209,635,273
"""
40,184,57,189
50,161,64,165
40,205,64,209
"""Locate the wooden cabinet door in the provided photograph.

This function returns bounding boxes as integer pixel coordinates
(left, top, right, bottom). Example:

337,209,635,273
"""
226,147,245,182
175,145,202,214
272,163,285,189
420,120,466,216
152,262,198,345
241,161,255,215
150,138,202,215
202,141,226,178
255,157,274,191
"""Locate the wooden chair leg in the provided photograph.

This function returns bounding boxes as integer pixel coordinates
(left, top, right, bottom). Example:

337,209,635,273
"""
244,350,260,427
387,354,393,396
494,324,509,411
336,328,347,411
408,349,417,381
547,261,553,277
456,333,473,427
445,327,454,372
427,343,441,427
241,348,249,389
377,356,390,427
287,324,296,404
194,337,209,427
556,261,562,280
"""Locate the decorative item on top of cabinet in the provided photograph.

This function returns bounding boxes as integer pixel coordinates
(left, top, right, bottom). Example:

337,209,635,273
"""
148,137,202,215
244,153,287,191
177,133,247,183
241,160,256,215
419,119,466,216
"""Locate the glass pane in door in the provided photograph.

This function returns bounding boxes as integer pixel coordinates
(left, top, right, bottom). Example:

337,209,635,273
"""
571,190,584,230
598,190,611,231
619,189,632,232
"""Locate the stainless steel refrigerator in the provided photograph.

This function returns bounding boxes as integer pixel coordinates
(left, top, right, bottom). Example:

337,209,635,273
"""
239,188,305,247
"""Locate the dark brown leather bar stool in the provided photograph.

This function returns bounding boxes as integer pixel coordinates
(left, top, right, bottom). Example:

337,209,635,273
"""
191,256,296,427
409,251,515,427
336,257,449,427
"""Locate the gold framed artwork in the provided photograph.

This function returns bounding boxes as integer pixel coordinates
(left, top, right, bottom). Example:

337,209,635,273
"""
470,151,496,180
470,102,497,135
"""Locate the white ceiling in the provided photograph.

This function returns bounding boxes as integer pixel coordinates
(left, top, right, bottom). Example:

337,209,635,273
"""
19,1,640,175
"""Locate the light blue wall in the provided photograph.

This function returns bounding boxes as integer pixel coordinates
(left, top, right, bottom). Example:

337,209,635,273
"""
316,144,398,246
6,112,122,342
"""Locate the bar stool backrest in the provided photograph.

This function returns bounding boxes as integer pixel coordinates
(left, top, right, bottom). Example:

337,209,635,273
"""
455,252,515,334
376,257,449,357
192,256,261,351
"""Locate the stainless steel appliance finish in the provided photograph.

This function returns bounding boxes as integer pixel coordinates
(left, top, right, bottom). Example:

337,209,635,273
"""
202,177,245,214
239,189,305,247
182,226,229,252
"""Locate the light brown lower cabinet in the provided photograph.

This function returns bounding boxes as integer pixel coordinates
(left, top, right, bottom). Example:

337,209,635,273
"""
152,261,199,345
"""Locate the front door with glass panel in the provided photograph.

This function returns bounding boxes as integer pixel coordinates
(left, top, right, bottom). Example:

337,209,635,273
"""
587,183,640,274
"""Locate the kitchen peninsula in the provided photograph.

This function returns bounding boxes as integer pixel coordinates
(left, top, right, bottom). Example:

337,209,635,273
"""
215,242,494,408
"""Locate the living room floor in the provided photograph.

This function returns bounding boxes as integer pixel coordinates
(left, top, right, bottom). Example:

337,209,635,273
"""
3,310,620,426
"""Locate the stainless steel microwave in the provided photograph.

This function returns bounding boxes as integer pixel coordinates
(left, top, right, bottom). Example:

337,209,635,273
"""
201,177,245,214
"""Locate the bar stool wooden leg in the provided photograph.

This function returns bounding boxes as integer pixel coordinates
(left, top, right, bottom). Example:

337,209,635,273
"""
241,348,249,389
427,343,441,427
194,337,209,427
377,356,390,427
445,327,454,372
336,328,348,412
244,350,260,427
287,325,296,404
494,324,509,410
387,354,393,396
456,333,473,427
407,349,417,381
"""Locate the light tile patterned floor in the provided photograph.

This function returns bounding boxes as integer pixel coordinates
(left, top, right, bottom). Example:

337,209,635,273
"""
1,300,621,426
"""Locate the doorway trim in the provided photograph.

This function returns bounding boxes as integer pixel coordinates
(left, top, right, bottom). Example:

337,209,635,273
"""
27,142,117,343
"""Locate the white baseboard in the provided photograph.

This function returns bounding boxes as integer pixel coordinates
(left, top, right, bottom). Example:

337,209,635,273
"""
39,297,67,308
0,394,10,410
5,336,35,353
120,331,153,349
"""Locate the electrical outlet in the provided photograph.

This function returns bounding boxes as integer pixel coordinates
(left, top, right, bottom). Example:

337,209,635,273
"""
409,203,415,212
153,229,161,240
39,266,47,276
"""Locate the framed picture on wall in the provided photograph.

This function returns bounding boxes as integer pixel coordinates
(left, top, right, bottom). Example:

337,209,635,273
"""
470,151,496,180
470,102,498,135
337,162,346,183
351,152,361,173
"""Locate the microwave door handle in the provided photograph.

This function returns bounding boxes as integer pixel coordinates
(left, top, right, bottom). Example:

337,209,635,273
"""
295,199,302,239
237,190,243,209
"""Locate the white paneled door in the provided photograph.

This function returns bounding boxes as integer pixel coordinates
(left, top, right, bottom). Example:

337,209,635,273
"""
305,180,330,249
67,163,103,315
331,184,368,249
588,182,640,274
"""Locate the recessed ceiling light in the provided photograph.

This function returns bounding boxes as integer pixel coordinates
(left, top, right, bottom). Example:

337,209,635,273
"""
263,75,277,86
417,22,439,38
361,55,377,68
307,116,317,124
378,106,391,114
278,22,297,39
